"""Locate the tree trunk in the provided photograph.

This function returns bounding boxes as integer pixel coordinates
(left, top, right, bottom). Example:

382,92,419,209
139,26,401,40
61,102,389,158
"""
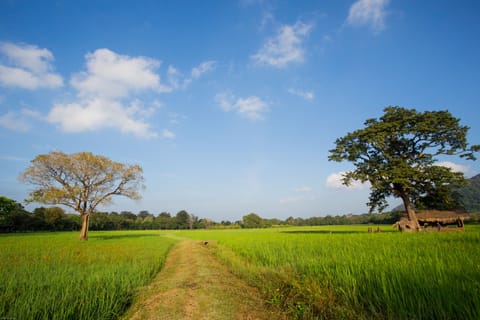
80,213,90,240
400,193,421,231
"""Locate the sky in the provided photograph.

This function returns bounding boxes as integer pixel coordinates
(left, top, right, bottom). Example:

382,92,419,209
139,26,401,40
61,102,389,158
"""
1,0,479,221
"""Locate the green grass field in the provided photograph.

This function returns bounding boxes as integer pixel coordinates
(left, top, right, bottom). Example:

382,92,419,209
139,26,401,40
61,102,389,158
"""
175,225,480,319
1,226,479,319
0,231,176,320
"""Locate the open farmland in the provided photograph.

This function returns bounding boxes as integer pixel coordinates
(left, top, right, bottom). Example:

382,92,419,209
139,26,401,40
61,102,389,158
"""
0,231,175,320
1,226,479,319
175,225,480,319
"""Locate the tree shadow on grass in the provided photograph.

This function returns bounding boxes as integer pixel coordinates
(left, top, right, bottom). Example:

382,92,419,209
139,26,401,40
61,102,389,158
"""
91,233,164,241
281,229,396,235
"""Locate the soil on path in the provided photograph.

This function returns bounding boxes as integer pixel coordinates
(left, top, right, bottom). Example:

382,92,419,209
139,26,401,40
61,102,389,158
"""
123,240,287,320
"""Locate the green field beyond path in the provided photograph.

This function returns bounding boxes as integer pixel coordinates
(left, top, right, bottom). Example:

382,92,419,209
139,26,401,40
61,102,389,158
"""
1,225,480,319
174,225,480,319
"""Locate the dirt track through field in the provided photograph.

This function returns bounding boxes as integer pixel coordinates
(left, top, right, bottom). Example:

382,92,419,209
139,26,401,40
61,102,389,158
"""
124,240,286,320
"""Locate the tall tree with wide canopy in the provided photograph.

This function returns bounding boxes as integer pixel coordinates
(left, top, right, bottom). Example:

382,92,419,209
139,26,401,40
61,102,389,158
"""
328,106,479,231
20,151,144,240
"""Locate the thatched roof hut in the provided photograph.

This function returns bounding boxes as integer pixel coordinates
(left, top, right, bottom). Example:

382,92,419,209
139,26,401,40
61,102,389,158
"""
416,210,469,226
394,210,469,231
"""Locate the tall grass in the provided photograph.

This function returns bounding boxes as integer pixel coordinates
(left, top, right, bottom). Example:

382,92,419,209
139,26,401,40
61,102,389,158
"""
0,231,176,320
176,226,480,319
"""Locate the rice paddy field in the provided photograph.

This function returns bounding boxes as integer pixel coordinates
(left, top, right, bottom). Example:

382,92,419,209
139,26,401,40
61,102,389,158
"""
1,225,479,319
175,225,480,319
0,231,176,320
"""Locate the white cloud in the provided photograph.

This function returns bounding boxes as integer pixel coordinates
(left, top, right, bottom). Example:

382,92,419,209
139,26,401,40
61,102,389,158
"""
49,49,215,138
0,108,43,132
0,42,63,89
347,0,389,33
252,21,313,68
20,108,42,119
191,60,216,79
167,65,184,90
287,88,315,100
48,49,170,139
437,161,469,173
0,45,213,138
215,92,269,121
48,98,157,139
325,172,368,189
0,111,30,132
71,48,169,99
166,60,216,89
161,129,175,139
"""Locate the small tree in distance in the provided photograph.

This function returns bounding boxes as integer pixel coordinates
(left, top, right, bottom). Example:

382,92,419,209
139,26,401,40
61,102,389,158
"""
20,151,144,240
328,106,479,231
242,213,264,228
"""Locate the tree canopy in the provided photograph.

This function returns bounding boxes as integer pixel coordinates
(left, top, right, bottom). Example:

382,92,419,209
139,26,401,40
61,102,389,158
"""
328,106,479,231
20,151,144,240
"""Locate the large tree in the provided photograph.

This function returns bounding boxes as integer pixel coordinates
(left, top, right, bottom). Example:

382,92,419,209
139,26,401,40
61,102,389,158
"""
20,151,144,240
328,106,479,231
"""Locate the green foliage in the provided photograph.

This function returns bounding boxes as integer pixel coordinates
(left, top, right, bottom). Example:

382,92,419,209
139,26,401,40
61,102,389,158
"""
20,151,145,239
329,106,479,213
20,151,144,212
0,203,215,233
0,196,32,232
0,231,176,319
0,196,24,213
410,174,480,212
242,213,265,228
175,210,191,229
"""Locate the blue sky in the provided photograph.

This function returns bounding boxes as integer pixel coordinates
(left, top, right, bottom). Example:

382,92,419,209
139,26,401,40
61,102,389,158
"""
1,0,479,221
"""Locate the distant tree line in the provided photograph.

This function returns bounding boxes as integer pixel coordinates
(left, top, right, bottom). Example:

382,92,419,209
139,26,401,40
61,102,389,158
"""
1,195,479,233
238,211,472,228
0,196,213,233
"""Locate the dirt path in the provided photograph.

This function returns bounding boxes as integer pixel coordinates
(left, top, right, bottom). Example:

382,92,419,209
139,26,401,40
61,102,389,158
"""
123,240,287,320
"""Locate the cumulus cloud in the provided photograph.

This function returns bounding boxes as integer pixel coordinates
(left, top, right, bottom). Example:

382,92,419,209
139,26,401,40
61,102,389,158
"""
48,98,157,138
325,172,368,189
48,49,171,138
287,88,314,100
0,44,212,138
215,92,269,121
0,42,63,89
437,161,469,173
252,21,313,68
346,0,389,33
70,48,168,98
